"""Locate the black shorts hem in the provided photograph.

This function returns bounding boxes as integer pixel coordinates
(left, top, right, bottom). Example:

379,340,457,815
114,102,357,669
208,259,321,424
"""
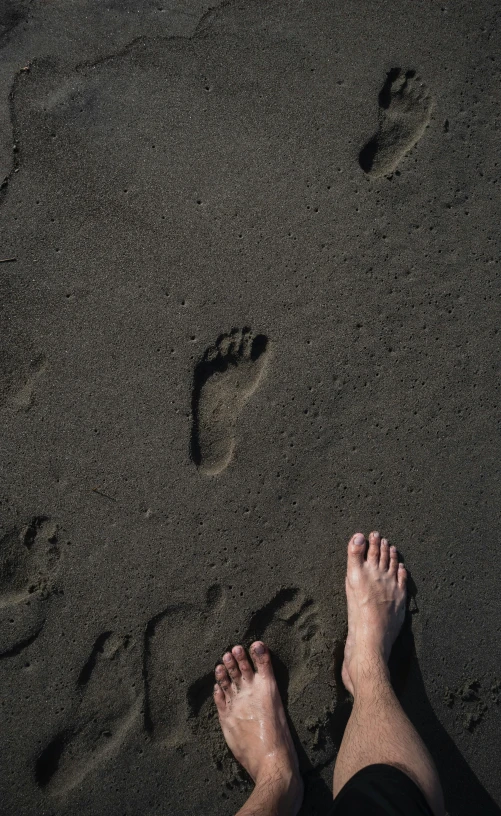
330,763,434,816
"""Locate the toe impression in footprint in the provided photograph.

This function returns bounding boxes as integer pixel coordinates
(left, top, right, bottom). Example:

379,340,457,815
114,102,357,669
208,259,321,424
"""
359,68,433,178
0,516,64,657
35,632,142,796
190,328,269,476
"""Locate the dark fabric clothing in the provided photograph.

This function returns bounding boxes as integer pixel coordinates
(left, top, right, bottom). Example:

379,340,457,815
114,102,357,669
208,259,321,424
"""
331,763,435,816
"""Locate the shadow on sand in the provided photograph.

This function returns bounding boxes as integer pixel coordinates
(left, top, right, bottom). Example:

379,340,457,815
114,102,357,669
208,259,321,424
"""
287,608,500,816
391,613,500,816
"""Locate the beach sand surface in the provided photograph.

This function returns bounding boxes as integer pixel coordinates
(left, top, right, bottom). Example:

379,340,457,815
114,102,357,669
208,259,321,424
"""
0,0,500,813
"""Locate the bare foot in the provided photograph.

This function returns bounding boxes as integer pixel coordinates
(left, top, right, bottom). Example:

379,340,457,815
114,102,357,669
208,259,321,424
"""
342,532,407,696
214,641,303,815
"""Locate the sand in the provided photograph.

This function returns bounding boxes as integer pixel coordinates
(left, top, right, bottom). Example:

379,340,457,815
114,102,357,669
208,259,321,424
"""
0,0,500,813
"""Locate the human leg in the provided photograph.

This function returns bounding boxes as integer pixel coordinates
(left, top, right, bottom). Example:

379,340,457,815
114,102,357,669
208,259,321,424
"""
333,532,444,816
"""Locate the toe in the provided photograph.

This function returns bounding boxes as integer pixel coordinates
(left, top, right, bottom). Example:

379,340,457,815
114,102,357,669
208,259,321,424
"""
232,645,254,681
228,329,241,358
380,537,390,570
368,531,381,565
218,333,232,357
214,682,226,714
389,545,399,576
251,334,268,361
205,344,218,363
215,663,232,701
241,330,253,359
249,641,273,678
347,532,367,567
398,562,407,589
223,651,241,687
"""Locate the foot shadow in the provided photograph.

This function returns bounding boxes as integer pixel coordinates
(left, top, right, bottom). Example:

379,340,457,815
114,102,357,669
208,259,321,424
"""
329,595,501,816
394,618,500,815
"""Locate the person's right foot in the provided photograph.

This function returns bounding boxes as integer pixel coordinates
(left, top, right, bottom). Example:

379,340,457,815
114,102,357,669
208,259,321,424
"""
342,531,407,696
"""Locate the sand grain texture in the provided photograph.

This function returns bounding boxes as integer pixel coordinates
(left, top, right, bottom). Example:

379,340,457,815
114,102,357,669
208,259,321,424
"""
0,0,500,814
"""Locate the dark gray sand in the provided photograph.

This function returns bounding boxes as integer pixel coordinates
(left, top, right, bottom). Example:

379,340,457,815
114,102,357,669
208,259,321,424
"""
1,0,500,813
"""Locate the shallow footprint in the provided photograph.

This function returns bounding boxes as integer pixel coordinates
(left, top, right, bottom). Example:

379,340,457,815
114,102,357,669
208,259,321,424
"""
190,328,269,475
0,290,47,411
143,583,226,747
242,588,328,726
359,68,433,178
0,516,64,656
35,632,142,796
143,602,194,746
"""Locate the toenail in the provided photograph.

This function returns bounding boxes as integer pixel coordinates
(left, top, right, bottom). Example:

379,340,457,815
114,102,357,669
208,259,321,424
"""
223,653,232,663
253,642,265,655
390,545,397,552
234,646,244,656
353,534,365,546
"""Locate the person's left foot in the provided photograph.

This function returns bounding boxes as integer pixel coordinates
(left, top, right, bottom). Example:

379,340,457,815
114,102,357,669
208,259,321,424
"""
214,641,303,813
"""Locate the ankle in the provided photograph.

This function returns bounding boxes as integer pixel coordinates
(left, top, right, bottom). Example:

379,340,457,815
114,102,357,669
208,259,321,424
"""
254,762,303,814
350,649,391,697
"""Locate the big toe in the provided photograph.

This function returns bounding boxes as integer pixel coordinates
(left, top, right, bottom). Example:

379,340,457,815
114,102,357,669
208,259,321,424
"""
347,532,367,568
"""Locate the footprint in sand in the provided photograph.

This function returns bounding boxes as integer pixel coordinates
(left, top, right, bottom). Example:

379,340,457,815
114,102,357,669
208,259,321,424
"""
190,328,269,476
35,632,142,796
359,68,433,178
0,516,64,657
0,298,47,411
143,583,226,747
244,589,325,704
188,588,334,780
8,353,47,410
